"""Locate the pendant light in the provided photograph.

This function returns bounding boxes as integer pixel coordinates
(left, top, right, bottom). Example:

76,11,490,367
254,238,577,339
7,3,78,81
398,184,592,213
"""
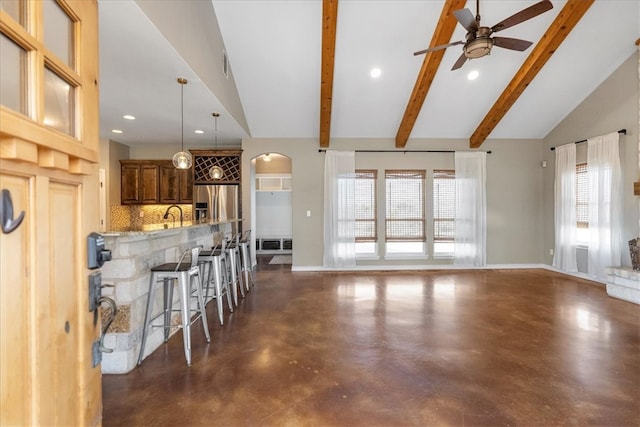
172,77,192,169
209,112,224,180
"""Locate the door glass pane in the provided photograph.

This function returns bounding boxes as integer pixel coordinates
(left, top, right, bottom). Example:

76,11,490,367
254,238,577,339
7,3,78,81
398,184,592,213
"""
0,0,25,27
43,0,73,67
44,67,74,136
0,33,27,114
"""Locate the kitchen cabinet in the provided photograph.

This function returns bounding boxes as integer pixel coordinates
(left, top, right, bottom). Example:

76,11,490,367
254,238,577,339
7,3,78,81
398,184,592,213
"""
159,164,193,203
121,160,191,205
121,164,141,204
140,165,159,203
256,174,292,192
120,161,159,204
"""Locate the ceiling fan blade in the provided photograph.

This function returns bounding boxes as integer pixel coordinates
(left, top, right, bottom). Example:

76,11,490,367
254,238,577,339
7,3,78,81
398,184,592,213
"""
491,0,553,33
451,52,468,71
453,8,477,33
413,40,464,56
493,36,533,52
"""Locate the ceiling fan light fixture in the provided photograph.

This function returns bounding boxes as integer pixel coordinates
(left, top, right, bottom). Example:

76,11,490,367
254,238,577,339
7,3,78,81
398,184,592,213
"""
464,37,493,59
172,77,192,170
414,0,552,71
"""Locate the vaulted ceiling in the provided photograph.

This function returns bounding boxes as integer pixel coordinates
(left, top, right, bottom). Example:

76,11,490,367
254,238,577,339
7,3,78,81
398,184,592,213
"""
98,0,639,149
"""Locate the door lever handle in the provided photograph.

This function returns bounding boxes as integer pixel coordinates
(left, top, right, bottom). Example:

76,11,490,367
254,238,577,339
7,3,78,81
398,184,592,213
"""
0,189,25,234
98,296,117,353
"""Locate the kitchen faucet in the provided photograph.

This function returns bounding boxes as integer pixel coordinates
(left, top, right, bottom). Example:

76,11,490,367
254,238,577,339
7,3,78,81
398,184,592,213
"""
163,204,183,227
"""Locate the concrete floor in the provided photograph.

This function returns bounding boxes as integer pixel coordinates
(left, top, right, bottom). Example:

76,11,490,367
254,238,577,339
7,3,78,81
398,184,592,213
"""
102,264,639,426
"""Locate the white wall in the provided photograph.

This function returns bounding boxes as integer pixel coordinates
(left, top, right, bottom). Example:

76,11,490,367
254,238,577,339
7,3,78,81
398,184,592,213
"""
543,51,639,269
255,191,292,238
104,54,638,270
99,138,129,230
242,137,544,267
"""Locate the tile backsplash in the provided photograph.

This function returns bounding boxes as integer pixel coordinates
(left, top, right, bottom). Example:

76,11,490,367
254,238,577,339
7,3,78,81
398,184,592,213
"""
110,204,193,231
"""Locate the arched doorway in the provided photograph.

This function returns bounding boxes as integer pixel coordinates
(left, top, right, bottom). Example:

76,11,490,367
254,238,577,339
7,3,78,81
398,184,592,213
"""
252,153,292,267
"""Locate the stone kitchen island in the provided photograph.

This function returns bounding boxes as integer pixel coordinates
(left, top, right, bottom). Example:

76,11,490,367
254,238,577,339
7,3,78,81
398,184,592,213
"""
99,220,240,374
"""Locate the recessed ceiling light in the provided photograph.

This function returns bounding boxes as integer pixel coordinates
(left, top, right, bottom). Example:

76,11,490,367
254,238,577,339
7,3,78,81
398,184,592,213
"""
467,70,479,81
195,130,204,134
123,114,135,120
111,129,123,134
370,68,382,79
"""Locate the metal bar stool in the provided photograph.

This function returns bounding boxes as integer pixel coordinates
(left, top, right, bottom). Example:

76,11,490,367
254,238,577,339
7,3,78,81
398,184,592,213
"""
137,247,210,366
224,232,244,306
199,242,234,326
238,229,256,291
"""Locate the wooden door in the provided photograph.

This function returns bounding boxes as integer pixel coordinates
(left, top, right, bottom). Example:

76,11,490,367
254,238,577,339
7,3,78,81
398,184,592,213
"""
0,1,102,425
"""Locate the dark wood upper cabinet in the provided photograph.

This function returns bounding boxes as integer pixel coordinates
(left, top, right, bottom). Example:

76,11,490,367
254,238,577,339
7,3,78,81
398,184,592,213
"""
121,160,192,205
140,165,159,203
159,164,179,204
178,168,193,203
121,164,141,204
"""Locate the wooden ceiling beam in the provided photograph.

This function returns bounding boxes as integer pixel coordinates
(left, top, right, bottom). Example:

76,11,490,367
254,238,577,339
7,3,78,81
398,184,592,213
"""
319,0,338,148
395,0,466,148
469,0,595,148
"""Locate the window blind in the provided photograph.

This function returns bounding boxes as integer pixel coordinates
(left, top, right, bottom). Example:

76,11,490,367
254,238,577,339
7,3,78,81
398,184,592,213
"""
385,170,425,242
576,163,588,229
355,170,377,242
433,169,455,242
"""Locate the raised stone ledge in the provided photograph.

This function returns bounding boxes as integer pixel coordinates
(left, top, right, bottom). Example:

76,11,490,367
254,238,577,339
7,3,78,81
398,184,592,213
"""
100,220,239,374
605,267,640,305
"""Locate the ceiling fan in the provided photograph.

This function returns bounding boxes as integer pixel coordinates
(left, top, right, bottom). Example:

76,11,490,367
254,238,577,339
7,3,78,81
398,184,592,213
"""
414,0,553,70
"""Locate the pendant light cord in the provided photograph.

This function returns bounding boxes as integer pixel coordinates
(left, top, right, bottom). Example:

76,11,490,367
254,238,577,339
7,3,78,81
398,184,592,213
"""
212,112,220,149
181,80,185,151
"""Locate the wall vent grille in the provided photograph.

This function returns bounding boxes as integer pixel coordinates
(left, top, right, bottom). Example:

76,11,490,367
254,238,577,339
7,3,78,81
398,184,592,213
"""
223,51,229,78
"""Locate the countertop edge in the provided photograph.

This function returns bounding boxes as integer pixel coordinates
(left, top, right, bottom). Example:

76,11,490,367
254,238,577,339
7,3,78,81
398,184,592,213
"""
103,219,243,237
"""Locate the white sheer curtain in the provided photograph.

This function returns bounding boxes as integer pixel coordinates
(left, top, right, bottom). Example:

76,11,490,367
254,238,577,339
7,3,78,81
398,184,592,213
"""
454,151,486,266
323,150,356,268
587,132,622,281
552,143,578,272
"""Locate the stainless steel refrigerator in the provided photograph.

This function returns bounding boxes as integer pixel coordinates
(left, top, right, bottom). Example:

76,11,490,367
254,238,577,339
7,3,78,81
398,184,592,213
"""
193,185,239,223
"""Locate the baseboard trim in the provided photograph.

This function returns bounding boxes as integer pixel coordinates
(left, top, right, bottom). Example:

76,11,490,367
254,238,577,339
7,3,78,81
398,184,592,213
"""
290,263,606,285
540,264,606,285
292,263,546,273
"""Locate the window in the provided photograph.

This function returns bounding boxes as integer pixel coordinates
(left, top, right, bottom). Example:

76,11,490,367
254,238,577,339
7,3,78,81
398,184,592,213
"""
576,163,588,244
43,0,74,68
1,0,81,138
44,66,75,135
0,0,26,27
433,169,455,255
0,33,27,114
355,170,377,255
385,170,425,255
